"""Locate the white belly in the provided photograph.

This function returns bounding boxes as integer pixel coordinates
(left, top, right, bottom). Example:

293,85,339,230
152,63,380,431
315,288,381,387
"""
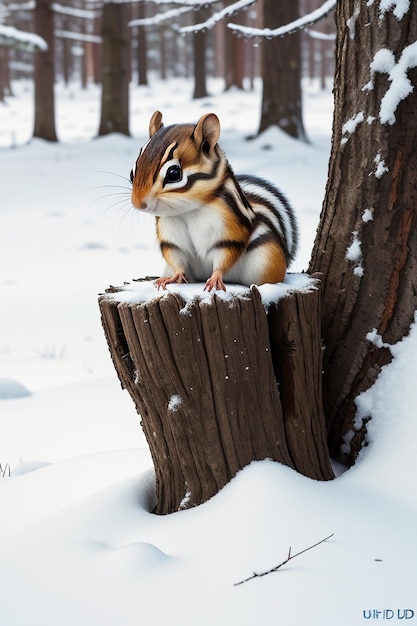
158,207,225,279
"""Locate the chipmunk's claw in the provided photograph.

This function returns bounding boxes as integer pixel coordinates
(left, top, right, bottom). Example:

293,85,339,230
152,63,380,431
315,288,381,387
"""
154,271,188,290
204,270,226,292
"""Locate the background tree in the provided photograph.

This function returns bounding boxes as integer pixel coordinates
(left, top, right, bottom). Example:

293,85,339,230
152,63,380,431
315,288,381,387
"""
135,1,148,85
309,1,417,464
224,17,245,90
98,1,130,137
259,0,306,139
33,0,57,141
192,7,208,98
0,41,10,101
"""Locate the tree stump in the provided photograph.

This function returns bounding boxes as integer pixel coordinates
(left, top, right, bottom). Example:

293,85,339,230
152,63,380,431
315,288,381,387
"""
99,277,334,515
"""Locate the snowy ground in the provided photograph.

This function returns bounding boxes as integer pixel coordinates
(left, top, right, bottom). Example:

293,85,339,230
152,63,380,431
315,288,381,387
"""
1,77,416,626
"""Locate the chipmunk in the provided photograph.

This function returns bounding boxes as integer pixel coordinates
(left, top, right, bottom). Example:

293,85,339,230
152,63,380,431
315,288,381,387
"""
130,111,298,291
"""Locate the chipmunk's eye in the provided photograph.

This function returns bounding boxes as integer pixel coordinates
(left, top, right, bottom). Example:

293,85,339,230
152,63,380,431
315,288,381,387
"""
165,164,182,184
129,169,134,184
160,158,188,189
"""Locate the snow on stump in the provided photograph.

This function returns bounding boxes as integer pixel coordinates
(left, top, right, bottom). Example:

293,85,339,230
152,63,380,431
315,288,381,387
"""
98,275,334,515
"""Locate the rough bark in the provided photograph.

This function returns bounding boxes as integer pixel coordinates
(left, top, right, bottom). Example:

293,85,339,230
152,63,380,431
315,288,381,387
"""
98,2,130,137
268,290,332,480
99,280,333,515
33,0,57,142
259,0,306,140
308,2,417,464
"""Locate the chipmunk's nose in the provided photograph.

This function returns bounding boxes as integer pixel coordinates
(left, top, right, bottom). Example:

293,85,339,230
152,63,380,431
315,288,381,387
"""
131,190,148,210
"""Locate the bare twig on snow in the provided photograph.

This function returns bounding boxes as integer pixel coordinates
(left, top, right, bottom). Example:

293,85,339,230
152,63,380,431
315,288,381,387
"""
234,533,334,586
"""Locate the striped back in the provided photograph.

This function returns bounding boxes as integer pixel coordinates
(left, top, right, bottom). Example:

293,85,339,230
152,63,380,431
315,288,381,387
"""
237,175,298,264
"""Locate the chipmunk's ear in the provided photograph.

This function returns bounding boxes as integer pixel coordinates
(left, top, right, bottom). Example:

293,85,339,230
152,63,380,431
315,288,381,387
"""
193,113,220,157
149,111,163,137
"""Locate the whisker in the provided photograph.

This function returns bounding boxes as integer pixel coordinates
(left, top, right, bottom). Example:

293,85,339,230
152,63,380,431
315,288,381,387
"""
95,192,130,201
101,198,132,215
92,184,131,191
94,169,131,183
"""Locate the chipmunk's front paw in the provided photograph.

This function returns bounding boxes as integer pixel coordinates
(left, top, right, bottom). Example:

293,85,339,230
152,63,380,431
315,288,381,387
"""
154,271,188,290
204,270,226,292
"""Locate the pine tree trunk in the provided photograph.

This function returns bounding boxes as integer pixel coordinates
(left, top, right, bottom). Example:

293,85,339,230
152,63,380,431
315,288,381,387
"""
193,9,208,99
99,280,334,515
136,2,148,86
259,0,306,140
224,26,244,90
33,0,57,142
0,49,7,102
98,2,130,137
309,2,417,464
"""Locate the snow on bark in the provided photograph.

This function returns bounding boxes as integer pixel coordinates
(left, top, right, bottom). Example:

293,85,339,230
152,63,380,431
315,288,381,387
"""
345,231,364,277
168,395,182,412
379,0,410,20
341,111,364,144
362,42,417,125
373,151,389,178
346,2,361,40
365,328,392,349
362,208,374,223
379,41,417,124
362,48,396,92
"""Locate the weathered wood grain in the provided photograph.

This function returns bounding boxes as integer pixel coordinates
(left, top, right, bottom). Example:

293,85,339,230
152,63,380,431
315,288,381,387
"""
99,281,333,514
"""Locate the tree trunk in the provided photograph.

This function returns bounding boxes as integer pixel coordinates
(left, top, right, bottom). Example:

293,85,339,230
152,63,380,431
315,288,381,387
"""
98,2,130,137
99,280,333,515
224,26,245,90
136,1,148,86
33,0,57,142
308,2,417,464
93,15,102,84
61,17,71,86
259,0,306,140
0,49,7,102
193,9,208,99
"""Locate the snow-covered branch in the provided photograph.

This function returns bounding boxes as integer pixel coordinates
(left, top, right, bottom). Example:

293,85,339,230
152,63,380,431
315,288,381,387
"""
52,4,97,19
129,6,193,27
180,0,255,34
307,29,336,41
6,1,97,17
6,1,34,11
120,0,221,5
0,23,47,51
55,30,102,43
228,0,336,38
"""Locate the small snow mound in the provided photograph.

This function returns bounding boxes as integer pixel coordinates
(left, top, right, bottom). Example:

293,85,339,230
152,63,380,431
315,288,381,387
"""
0,377,32,400
113,542,171,571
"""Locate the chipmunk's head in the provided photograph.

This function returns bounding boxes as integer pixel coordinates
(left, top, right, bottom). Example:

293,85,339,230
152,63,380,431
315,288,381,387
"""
130,111,223,216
